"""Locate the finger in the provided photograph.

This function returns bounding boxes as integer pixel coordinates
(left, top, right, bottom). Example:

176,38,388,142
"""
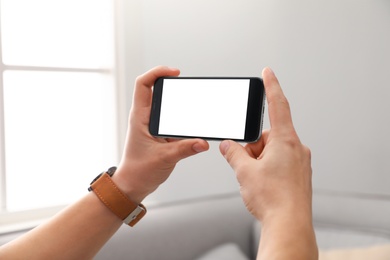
219,140,252,171
163,139,209,163
133,66,180,108
245,129,270,158
262,67,295,132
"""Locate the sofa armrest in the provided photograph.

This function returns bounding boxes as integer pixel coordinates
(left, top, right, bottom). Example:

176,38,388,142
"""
95,194,256,260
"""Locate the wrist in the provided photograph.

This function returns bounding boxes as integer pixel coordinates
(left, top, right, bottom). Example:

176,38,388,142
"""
259,208,318,260
111,167,150,204
262,210,314,233
261,202,313,226
88,167,147,226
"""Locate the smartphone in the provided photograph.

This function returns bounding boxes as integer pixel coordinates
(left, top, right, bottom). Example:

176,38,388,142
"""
149,77,265,142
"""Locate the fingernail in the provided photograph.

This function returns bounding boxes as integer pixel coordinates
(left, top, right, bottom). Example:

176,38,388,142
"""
193,143,206,153
220,140,230,155
167,66,179,71
264,67,275,76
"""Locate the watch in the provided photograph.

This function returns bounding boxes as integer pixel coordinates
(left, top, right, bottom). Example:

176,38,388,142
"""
88,167,146,227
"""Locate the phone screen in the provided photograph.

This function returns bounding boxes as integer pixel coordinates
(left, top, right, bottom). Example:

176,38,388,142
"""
157,78,251,139
150,77,264,142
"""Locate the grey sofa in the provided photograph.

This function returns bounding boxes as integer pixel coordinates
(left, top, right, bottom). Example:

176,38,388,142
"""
96,192,390,259
1,192,390,259
96,194,256,260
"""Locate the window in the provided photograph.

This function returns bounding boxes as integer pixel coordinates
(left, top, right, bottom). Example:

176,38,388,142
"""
0,0,121,230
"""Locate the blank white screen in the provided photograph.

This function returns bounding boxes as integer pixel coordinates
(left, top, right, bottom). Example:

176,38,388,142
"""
158,79,250,139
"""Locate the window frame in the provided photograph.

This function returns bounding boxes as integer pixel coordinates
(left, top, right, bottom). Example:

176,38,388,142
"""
0,0,127,233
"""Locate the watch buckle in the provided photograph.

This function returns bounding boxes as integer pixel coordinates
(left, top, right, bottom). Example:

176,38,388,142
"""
123,206,146,225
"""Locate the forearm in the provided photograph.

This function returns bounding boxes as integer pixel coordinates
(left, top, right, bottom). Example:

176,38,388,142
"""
0,192,122,260
257,210,318,260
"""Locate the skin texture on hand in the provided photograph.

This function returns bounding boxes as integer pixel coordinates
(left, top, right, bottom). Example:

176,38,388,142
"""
112,66,209,203
220,67,318,260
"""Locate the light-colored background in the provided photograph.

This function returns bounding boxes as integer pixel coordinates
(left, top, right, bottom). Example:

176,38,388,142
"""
120,0,390,205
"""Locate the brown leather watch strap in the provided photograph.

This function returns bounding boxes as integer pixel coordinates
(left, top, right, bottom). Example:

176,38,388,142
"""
89,173,146,227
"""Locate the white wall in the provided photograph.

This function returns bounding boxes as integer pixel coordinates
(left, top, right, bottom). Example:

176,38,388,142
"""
121,0,390,204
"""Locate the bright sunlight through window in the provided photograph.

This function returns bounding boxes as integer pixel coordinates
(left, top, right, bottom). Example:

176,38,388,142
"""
0,0,118,212
1,0,113,68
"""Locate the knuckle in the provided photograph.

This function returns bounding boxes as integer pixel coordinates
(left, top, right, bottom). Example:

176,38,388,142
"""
178,144,192,158
282,132,301,148
135,75,143,86
280,133,313,161
303,145,312,159
225,149,239,164
280,96,290,108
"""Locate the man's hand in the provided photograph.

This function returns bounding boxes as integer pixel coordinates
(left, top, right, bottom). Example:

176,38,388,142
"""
220,67,317,260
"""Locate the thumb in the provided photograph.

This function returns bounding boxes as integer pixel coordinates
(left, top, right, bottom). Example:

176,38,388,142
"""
164,139,209,163
219,140,251,171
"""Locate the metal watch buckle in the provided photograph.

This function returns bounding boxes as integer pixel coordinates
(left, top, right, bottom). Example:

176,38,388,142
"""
123,205,146,225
